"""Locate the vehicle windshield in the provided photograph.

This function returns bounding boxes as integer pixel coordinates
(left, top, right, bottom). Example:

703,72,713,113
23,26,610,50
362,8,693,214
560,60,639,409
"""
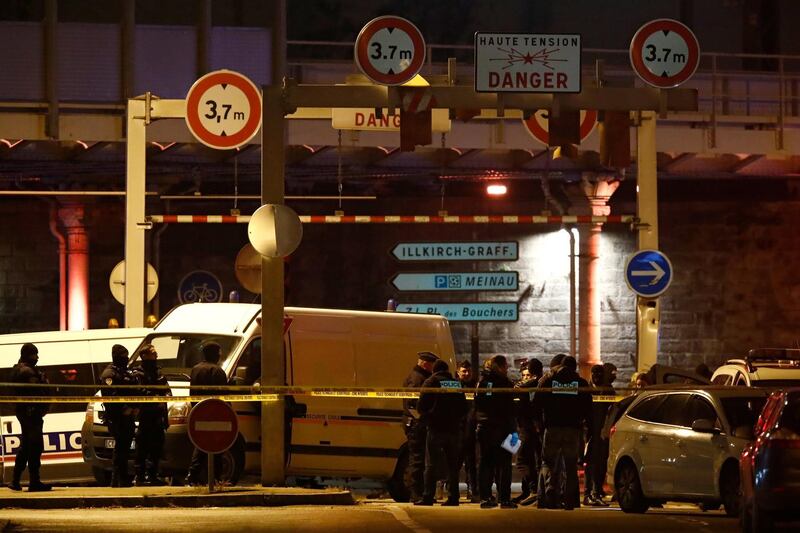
721,396,768,430
750,379,800,388
129,334,239,380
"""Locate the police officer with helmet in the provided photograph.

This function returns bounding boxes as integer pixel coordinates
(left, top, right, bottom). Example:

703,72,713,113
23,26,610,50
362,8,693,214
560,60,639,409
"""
131,344,170,486
415,360,468,506
533,355,592,510
401,351,438,503
8,343,52,492
100,344,138,487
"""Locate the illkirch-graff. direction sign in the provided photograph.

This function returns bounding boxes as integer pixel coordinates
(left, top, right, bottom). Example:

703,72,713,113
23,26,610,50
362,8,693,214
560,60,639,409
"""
391,271,519,292
392,241,519,262
397,302,519,322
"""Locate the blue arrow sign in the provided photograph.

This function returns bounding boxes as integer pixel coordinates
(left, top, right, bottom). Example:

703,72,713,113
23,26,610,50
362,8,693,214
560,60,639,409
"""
625,249,673,298
391,271,518,292
391,242,518,262
396,303,518,322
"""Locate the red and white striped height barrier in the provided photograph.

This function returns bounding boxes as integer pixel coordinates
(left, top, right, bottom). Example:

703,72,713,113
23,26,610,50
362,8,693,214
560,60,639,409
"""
147,214,635,224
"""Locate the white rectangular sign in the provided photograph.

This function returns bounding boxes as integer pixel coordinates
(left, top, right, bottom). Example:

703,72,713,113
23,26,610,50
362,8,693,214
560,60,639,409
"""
332,108,451,132
474,32,582,93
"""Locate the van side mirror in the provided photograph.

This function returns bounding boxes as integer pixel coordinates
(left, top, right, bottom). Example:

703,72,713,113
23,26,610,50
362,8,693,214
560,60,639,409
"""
691,418,720,434
733,425,755,440
231,366,248,385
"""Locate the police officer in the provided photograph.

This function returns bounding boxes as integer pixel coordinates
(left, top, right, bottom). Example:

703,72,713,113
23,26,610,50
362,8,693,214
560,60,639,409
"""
513,358,543,506
8,343,51,492
131,344,170,486
533,355,592,510
100,344,138,487
414,360,468,506
456,360,479,502
401,351,438,503
186,342,228,485
475,354,517,509
583,363,615,506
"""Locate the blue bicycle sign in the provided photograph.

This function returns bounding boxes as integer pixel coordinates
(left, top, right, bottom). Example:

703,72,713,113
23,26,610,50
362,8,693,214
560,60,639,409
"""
178,270,223,303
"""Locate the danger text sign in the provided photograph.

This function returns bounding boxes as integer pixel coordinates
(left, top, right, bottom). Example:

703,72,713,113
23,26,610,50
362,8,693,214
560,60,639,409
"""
474,33,581,93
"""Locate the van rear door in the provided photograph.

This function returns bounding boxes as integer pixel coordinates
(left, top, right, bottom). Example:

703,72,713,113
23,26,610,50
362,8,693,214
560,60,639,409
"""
286,313,359,476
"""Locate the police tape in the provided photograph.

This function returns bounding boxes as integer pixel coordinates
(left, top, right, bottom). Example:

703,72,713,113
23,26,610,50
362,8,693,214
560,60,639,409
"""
0,386,625,403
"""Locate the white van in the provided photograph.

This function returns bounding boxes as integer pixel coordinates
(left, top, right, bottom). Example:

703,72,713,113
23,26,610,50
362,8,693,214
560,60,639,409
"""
82,303,456,500
0,328,150,485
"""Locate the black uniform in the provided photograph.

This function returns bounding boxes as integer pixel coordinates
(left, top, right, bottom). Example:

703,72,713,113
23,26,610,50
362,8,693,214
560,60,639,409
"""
475,369,517,504
533,364,592,509
457,375,478,500
515,376,542,500
417,370,468,504
100,355,138,487
584,381,615,502
131,360,170,485
186,360,228,484
10,359,50,489
401,364,431,502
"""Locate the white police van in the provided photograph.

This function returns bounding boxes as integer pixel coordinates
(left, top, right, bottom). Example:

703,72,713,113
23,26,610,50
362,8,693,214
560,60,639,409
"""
0,328,150,484
82,303,456,500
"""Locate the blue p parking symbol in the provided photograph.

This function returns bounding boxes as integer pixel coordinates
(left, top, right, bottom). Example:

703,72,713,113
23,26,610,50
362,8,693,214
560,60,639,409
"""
434,275,447,289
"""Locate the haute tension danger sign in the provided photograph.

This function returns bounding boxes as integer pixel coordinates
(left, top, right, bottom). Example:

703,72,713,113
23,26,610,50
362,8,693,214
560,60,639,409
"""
475,32,581,93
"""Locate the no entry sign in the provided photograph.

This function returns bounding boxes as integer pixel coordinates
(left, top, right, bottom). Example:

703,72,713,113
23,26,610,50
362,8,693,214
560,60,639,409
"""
523,109,597,146
630,19,700,88
354,16,426,85
475,33,581,93
188,399,239,454
185,70,262,150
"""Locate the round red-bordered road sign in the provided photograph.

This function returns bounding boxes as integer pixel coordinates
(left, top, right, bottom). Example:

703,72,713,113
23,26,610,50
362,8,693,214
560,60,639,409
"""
522,110,598,146
185,70,262,150
188,398,239,454
629,19,700,89
355,16,426,86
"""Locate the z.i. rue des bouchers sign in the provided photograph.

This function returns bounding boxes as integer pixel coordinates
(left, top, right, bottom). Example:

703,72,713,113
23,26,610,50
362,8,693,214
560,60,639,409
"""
474,32,582,93
397,302,519,322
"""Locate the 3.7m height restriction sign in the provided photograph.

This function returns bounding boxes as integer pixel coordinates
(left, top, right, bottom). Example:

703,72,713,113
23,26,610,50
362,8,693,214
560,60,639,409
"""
185,70,263,150
355,16,426,86
629,19,700,89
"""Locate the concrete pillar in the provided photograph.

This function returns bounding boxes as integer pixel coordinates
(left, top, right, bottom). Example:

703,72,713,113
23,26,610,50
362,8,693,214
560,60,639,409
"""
58,203,89,330
575,177,619,379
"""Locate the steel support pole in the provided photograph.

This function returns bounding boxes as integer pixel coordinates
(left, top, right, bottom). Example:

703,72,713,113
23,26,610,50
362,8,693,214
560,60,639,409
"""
636,111,660,372
260,87,286,486
260,0,287,488
124,99,147,327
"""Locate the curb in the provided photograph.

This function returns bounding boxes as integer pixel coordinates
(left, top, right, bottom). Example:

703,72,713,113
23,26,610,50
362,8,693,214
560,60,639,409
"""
0,490,355,509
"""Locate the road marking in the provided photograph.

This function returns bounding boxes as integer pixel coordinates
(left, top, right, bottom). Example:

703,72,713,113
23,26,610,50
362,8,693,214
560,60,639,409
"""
385,505,432,533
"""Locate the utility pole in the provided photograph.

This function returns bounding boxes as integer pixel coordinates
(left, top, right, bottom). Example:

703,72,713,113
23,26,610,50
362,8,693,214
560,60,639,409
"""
260,0,287,486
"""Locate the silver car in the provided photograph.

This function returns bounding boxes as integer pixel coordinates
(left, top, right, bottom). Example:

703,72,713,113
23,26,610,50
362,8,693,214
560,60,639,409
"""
607,387,768,516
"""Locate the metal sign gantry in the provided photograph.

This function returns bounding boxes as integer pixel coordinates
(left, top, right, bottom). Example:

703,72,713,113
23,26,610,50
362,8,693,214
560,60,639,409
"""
124,79,696,486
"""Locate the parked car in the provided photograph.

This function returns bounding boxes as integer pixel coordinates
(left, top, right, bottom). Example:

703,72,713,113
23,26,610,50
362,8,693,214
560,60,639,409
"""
712,349,800,388
608,387,768,516
740,388,800,532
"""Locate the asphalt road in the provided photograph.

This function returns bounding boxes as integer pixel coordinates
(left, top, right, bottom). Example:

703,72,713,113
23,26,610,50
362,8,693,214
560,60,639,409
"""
0,501,751,533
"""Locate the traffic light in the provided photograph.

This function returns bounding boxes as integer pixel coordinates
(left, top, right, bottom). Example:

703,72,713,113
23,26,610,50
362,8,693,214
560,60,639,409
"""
599,110,631,169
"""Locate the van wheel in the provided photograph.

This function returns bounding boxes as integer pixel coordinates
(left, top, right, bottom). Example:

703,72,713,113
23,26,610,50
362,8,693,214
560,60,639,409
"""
218,436,246,486
387,449,410,503
720,463,740,517
615,460,649,513
92,466,111,486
